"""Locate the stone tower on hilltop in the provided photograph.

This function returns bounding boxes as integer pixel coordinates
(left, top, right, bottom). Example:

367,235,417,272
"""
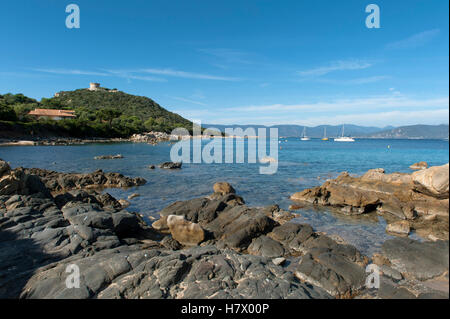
89,82,100,91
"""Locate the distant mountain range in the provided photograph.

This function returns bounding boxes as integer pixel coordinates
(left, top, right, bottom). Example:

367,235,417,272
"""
204,124,449,139
363,124,449,139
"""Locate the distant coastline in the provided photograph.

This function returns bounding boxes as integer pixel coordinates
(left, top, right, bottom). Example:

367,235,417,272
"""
205,123,449,140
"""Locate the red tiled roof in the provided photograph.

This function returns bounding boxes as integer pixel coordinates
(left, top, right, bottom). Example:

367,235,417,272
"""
28,109,76,117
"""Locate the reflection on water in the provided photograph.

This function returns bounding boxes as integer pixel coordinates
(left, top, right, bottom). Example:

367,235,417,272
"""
1,138,448,255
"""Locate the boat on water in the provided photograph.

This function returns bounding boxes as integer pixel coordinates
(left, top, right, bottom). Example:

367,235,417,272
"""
300,127,310,141
321,127,329,141
334,125,355,142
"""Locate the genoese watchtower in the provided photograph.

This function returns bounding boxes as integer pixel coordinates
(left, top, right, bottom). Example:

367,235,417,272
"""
89,82,101,91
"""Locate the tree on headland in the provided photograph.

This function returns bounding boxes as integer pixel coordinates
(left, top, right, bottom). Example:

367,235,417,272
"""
40,97,63,108
1,93,37,106
96,108,122,128
0,103,18,121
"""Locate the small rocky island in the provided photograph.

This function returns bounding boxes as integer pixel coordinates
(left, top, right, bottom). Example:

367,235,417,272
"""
0,159,448,299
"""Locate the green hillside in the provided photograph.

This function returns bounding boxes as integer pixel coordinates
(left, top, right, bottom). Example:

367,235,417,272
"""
48,88,192,130
0,88,193,138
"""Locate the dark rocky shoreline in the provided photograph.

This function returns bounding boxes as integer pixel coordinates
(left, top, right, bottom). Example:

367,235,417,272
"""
22,167,146,193
0,131,176,147
0,159,448,299
0,137,129,146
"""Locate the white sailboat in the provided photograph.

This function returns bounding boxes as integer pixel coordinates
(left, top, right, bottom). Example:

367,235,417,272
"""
300,127,310,141
334,125,355,142
322,127,329,141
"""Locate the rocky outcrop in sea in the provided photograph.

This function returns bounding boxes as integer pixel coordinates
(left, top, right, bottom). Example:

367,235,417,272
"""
94,154,124,160
130,132,182,145
22,167,146,193
0,160,448,299
291,163,449,241
159,162,182,169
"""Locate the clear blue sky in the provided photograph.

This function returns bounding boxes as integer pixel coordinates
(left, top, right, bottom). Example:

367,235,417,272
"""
1,0,448,127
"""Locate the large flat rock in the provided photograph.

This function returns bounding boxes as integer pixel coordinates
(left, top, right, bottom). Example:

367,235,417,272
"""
381,238,449,280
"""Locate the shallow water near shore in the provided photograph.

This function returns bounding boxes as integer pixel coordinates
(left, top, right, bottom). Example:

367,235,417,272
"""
1,138,448,256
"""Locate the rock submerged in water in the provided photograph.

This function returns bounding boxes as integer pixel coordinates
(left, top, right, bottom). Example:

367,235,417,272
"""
386,220,410,236
288,204,303,210
94,154,124,160
159,162,182,169
259,156,277,164
128,193,140,200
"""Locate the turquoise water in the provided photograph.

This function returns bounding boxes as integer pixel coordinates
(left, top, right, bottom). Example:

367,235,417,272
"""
1,138,448,255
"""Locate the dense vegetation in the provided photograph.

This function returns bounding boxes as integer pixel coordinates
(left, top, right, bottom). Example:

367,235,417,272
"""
0,88,193,138
0,93,38,122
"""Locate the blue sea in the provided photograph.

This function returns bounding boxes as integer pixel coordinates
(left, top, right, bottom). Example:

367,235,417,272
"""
1,138,448,255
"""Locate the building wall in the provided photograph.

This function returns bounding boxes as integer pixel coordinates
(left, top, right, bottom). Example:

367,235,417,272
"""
89,83,100,91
